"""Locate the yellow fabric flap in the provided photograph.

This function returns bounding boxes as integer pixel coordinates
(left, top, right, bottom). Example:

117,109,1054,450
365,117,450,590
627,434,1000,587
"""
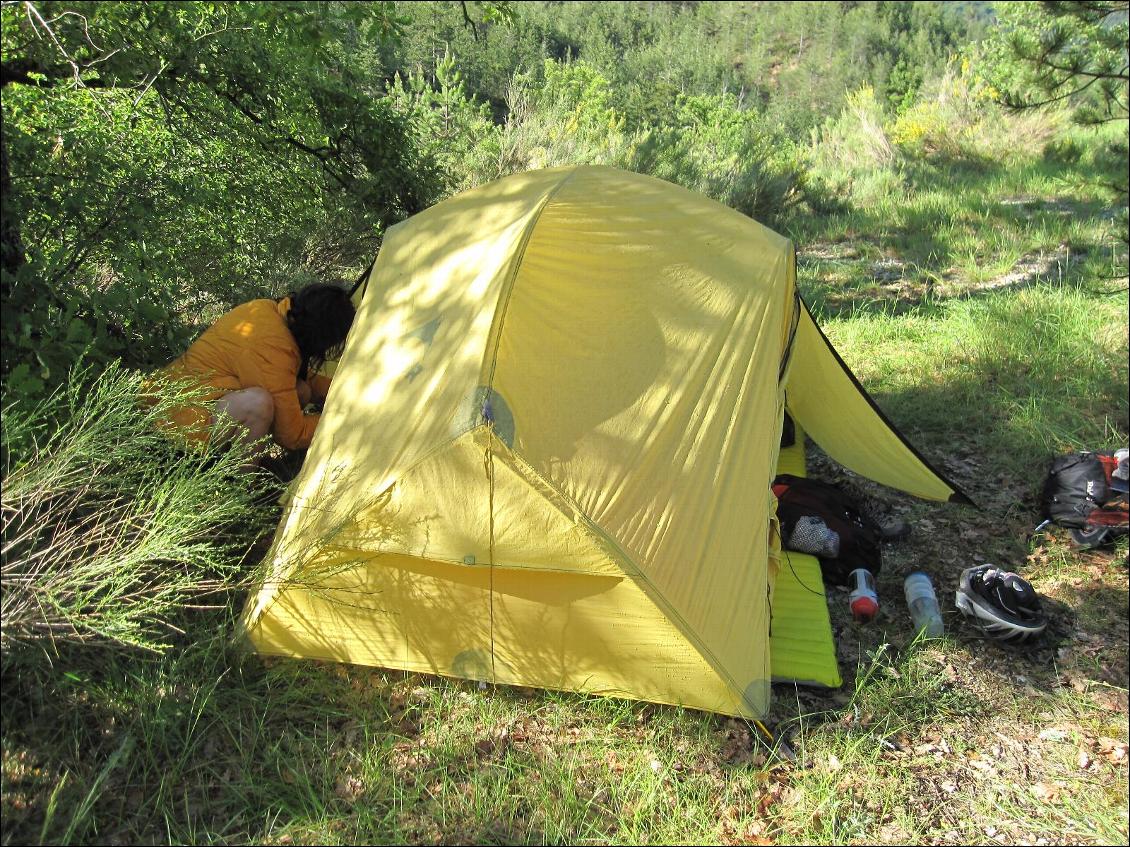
787,302,967,503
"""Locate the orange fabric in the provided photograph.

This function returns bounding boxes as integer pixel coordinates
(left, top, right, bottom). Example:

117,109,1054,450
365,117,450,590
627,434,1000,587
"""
158,298,323,450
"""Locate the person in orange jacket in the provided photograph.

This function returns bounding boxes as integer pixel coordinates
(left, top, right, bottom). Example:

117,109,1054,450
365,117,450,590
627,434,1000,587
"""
157,283,355,453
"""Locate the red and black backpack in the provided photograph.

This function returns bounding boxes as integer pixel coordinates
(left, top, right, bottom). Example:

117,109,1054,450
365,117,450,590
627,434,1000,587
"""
1039,450,1129,547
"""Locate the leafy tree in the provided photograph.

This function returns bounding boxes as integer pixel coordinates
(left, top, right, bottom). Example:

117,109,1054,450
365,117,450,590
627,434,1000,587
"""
382,0,537,121
1,1,440,393
387,50,497,194
983,1,1129,125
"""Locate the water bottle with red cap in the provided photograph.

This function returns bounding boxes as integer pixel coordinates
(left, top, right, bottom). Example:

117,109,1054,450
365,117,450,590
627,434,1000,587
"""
848,568,879,622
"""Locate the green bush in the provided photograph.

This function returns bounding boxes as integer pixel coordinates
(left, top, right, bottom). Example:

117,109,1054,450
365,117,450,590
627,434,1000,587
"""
889,59,1062,165
805,84,901,208
1,365,270,658
485,59,634,176
625,92,807,225
388,50,499,195
482,59,806,226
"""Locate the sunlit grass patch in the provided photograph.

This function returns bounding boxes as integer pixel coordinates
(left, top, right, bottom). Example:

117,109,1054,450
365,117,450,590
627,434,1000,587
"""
817,285,1128,478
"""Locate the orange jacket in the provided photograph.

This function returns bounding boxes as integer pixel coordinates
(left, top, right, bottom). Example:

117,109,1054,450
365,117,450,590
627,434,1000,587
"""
159,298,331,450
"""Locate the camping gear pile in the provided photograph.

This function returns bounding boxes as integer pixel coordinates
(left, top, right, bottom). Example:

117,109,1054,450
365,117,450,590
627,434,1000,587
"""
240,165,971,719
1040,448,1129,549
772,474,885,586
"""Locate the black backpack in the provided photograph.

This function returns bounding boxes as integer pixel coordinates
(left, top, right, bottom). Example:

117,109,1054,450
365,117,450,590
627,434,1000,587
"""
1039,451,1129,547
772,474,883,586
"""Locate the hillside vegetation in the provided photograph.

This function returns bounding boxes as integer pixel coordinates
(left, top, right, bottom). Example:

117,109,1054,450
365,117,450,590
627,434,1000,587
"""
2,2,1127,845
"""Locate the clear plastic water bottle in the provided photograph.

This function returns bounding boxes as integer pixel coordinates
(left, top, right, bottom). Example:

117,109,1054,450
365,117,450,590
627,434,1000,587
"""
904,571,944,638
848,568,879,622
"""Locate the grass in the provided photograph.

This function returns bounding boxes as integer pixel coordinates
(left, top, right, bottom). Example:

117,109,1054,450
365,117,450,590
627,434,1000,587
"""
2,109,1128,846
1,366,272,656
789,120,1127,317
820,286,1128,467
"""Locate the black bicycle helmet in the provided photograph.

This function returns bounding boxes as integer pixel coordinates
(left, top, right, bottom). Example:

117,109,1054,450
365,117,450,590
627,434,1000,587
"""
954,564,1047,643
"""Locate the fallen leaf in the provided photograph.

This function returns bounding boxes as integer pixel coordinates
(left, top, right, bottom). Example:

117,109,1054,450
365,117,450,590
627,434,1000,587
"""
741,820,774,846
1031,782,1059,802
1078,750,1093,770
1098,738,1129,764
992,731,1021,749
397,717,420,737
334,774,365,802
779,786,802,807
757,782,783,815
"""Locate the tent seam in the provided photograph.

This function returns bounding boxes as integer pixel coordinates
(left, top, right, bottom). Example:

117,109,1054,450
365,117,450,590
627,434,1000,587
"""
480,166,581,686
482,165,581,392
777,245,801,383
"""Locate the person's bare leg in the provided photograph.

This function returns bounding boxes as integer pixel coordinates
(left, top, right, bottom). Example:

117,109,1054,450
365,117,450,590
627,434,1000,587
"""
213,388,274,467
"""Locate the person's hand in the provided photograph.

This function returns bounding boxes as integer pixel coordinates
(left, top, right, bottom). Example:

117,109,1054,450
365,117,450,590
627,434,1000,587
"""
296,378,313,408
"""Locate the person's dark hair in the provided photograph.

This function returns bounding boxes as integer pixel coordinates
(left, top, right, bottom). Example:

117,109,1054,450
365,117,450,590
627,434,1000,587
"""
285,283,356,379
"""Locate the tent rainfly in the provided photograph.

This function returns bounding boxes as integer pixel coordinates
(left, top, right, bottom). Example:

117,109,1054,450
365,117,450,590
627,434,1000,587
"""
240,165,969,718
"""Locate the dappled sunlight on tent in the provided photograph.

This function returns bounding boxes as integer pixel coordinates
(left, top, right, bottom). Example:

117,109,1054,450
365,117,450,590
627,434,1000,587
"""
242,165,968,719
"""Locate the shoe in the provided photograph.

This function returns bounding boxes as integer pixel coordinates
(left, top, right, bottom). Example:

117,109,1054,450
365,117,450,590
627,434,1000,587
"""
1069,526,1113,549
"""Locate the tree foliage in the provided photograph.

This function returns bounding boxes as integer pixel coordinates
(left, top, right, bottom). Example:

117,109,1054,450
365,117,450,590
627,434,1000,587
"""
0,1,441,394
387,0,982,133
982,1,1129,125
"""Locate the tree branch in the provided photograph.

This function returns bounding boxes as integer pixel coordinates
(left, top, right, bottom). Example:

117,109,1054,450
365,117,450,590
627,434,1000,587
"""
24,1,88,89
1,58,107,88
1044,1,1130,26
203,85,350,184
1038,56,1129,83
169,77,355,193
1002,72,1107,110
460,0,480,42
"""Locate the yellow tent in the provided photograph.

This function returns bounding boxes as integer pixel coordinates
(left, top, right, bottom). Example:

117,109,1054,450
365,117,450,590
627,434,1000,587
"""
241,166,967,718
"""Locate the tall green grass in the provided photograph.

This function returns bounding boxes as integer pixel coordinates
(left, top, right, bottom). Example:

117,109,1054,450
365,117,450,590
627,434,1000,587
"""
1,365,269,656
